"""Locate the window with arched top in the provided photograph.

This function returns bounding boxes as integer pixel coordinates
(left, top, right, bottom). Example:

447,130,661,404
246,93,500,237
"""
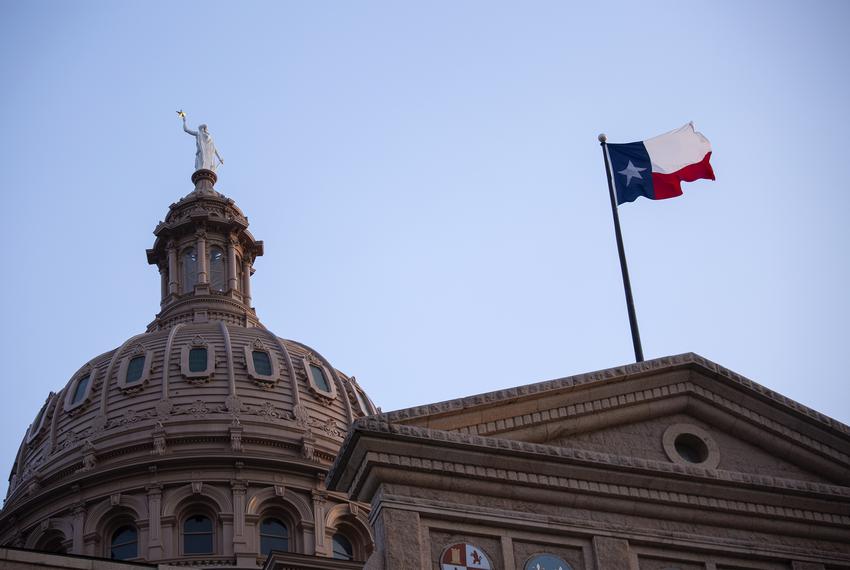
182,248,198,294
36,531,66,554
259,517,289,555
332,533,354,560
209,246,225,292
110,525,138,560
183,514,214,555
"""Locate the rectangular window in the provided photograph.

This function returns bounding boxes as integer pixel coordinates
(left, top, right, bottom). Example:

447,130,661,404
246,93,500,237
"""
189,348,208,372
252,351,272,376
126,356,145,384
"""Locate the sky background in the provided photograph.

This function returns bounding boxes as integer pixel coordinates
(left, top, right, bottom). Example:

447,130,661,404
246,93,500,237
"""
2,1,849,499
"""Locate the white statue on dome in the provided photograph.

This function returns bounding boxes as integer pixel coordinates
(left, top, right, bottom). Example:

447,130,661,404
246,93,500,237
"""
178,110,224,171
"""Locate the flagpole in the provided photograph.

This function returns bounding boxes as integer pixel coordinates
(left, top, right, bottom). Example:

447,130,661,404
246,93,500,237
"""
599,133,644,363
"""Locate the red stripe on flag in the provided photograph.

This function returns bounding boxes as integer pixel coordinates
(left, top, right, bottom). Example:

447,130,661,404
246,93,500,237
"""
651,151,715,200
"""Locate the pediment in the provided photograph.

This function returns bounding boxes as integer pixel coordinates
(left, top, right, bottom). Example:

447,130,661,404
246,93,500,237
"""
386,353,850,487
545,411,832,484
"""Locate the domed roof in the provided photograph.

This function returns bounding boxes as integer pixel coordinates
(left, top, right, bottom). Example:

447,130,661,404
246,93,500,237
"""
1,169,376,564
5,323,374,505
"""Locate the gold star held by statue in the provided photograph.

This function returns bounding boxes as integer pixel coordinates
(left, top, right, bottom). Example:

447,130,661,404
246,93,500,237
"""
176,109,186,119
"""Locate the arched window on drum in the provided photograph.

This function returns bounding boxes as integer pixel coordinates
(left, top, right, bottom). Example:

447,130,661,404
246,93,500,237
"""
209,246,226,292
182,247,198,294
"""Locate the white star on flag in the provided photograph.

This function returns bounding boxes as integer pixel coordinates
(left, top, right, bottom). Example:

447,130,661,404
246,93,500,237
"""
618,160,646,187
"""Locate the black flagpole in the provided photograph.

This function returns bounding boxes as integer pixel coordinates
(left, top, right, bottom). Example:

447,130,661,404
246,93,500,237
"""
599,133,644,363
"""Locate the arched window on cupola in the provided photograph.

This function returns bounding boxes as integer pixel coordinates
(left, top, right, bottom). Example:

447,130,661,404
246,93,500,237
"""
183,514,214,555
209,246,226,292
110,525,138,560
182,247,198,294
332,533,354,560
259,517,289,555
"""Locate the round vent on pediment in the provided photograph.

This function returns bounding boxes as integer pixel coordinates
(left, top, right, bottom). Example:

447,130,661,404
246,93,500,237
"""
662,423,720,469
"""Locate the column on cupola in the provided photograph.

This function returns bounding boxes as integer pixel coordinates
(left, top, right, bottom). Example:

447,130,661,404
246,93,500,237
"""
196,229,208,284
159,265,168,301
227,235,239,292
167,242,178,295
242,258,252,306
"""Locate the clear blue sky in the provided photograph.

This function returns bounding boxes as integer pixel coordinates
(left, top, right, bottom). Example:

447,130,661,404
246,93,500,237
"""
2,1,849,498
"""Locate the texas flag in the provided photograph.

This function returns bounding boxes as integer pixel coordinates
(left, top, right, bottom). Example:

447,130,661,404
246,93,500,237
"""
607,122,715,205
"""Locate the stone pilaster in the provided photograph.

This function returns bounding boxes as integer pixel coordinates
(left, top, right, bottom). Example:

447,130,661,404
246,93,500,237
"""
592,536,633,570
371,508,424,570
312,491,327,554
146,485,163,559
71,504,85,555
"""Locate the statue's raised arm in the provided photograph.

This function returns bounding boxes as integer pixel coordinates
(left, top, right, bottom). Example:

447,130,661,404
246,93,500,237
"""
182,115,198,137
178,111,223,172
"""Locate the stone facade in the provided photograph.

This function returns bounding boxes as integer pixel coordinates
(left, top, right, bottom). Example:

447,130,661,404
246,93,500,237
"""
327,353,850,569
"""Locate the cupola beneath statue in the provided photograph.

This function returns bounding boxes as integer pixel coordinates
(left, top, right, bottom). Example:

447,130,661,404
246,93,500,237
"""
146,170,264,331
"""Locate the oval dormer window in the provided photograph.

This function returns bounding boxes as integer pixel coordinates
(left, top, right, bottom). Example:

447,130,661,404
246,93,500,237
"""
209,246,225,292
26,394,54,443
71,374,91,405
253,351,272,376
354,388,371,415
309,364,331,392
126,356,145,384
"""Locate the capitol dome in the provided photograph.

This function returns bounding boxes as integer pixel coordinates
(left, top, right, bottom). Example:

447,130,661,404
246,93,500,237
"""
0,169,376,567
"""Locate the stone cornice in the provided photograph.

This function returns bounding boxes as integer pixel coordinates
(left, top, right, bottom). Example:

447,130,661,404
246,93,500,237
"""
384,353,850,439
349,448,850,529
333,417,850,501
447,379,850,467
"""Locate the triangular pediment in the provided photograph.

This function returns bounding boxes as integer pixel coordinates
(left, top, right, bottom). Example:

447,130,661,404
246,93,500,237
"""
384,353,850,487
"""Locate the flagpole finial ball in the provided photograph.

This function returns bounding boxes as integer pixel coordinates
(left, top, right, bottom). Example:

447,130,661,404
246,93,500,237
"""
598,133,607,143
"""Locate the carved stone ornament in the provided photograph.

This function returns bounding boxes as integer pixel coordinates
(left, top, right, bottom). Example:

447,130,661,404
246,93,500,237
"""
131,343,146,356
292,404,310,428
152,427,167,456
155,399,174,418
78,440,97,473
229,420,243,452
225,395,243,415
191,335,208,347
301,436,316,461
191,480,203,494
252,338,265,350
